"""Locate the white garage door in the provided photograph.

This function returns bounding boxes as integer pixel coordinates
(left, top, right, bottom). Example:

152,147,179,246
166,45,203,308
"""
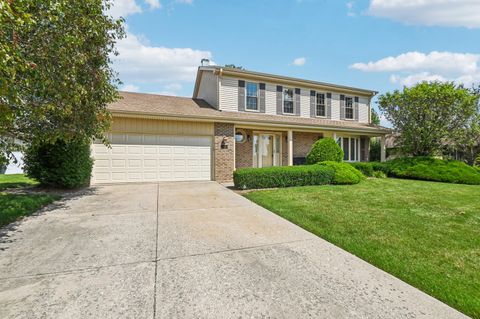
92,133,212,184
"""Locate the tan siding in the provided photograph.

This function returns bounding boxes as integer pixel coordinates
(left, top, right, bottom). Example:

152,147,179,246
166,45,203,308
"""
219,77,238,112
197,71,218,108
331,93,341,120
300,89,310,118
111,117,214,136
359,97,369,123
265,84,277,115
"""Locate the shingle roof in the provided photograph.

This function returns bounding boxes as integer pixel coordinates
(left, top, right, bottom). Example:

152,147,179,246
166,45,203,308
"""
109,92,390,134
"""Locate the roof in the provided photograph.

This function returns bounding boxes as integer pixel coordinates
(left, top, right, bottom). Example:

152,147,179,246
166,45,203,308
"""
193,66,378,98
109,92,390,134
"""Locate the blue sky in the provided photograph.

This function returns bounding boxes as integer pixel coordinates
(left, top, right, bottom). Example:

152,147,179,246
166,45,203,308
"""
110,0,480,125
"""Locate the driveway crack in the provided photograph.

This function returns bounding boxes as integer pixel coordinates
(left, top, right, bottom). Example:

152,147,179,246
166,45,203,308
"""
153,183,159,319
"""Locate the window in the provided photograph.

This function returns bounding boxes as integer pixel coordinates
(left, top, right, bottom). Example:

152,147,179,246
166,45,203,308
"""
283,87,294,114
345,97,354,119
337,136,360,161
316,93,326,117
246,82,258,111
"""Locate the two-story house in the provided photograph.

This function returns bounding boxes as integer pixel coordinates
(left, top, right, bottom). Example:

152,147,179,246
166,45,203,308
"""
91,66,389,184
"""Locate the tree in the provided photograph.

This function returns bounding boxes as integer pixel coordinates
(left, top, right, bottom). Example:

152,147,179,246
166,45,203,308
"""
378,82,479,156
1,0,124,155
371,109,380,125
224,64,244,70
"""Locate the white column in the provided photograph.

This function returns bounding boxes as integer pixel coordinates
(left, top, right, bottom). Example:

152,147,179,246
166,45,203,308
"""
380,135,386,162
287,130,293,166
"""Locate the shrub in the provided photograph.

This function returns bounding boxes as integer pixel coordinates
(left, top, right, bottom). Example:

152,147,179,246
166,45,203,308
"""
233,165,335,190
319,161,365,185
369,138,381,162
24,139,93,188
370,161,391,175
349,162,374,177
383,157,480,185
306,138,344,164
373,171,387,178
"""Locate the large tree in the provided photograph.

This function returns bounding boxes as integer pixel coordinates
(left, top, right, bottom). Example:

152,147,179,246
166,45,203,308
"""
378,82,479,156
1,0,124,162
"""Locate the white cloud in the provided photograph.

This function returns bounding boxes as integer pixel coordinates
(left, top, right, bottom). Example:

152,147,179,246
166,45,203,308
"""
368,0,480,28
121,84,140,92
346,1,356,17
175,0,193,4
145,0,161,9
351,51,480,87
113,32,214,88
292,57,306,66
109,0,142,18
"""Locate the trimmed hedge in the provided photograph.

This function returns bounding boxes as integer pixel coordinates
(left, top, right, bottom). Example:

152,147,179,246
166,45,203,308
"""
385,157,480,185
349,162,374,177
319,161,365,185
24,139,93,188
306,138,344,164
233,165,335,189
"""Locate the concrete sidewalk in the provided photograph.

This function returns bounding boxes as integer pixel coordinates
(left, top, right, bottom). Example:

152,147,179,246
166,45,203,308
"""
0,182,468,318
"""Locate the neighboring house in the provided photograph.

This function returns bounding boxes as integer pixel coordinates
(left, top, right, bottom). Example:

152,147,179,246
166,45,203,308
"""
92,66,390,184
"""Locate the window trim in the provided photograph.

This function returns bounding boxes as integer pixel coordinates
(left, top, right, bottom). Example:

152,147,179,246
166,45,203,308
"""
282,87,295,115
337,136,360,162
315,92,327,118
344,96,354,120
245,82,259,112
235,129,247,144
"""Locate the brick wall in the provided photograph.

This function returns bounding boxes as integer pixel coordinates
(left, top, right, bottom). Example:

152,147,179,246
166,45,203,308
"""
293,132,323,158
360,137,370,162
235,129,253,169
214,122,235,182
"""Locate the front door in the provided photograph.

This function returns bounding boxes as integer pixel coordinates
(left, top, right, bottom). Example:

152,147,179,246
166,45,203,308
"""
253,134,281,168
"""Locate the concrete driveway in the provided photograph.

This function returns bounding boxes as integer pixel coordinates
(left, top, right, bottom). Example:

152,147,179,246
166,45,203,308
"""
0,182,468,318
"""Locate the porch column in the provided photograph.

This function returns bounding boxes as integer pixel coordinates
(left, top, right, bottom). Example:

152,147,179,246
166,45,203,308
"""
380,135,386,162
287,130,293,166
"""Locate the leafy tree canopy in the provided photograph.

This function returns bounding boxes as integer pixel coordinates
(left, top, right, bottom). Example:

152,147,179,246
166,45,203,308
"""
378,82,480,157
371,109,381,125
1,0,125,160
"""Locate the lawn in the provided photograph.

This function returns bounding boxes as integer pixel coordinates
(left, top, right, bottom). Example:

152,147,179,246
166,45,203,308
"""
0,174,59,228
244,178,480,318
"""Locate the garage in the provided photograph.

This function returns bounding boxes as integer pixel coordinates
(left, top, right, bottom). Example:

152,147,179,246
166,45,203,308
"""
91,132,212,184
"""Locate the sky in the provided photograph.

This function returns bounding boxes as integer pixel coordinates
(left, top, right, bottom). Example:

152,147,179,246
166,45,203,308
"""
109,0,480,126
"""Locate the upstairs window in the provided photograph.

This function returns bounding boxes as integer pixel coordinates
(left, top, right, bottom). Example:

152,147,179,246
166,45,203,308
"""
246,82,258,111
283,87,294,114
316,93,326,117
345,96,354,119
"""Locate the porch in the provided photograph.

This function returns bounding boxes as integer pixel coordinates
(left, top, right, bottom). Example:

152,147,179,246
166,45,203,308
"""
234,127,386,170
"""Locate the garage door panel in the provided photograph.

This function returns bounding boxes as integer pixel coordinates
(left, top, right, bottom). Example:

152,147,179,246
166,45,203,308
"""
92,134,211,184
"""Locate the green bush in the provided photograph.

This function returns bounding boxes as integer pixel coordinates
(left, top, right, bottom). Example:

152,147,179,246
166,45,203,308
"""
349,162,374,177
383,157,480,185
24,139,93,188
370,161,391,175
306,138,344,164
372,170,387,178
319,161,365,185
233,165,335,189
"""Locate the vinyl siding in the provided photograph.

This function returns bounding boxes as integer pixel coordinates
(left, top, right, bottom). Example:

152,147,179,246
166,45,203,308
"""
300,89,310,118
359,97,369,123
265,84,277,115
219,77,238,112
218,75,371,124
111,117,214,136
197,71,218,108
331,93,341,121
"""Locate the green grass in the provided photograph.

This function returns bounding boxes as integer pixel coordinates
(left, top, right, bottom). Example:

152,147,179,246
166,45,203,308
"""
245,178,480,318
0,174,59,228
0,174,38,191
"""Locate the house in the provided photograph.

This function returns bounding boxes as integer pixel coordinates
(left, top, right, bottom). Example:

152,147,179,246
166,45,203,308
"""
91,66,390,184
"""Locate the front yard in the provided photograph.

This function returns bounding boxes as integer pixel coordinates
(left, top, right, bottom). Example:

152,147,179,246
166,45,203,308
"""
0,174,60,228
245,178,480,318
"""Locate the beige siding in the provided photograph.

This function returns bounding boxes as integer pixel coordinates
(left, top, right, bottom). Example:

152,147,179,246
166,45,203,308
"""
197,71,218,108
359,97,369,123
265,84,277,115
300,89,310,118
111,117,214,136
219,77,238,112
331,93,341,121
